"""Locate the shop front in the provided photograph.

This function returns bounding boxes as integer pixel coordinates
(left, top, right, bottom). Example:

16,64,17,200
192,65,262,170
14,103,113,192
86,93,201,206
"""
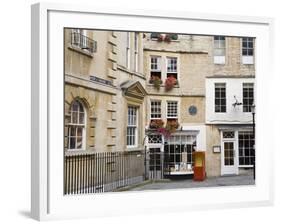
146,130,203,179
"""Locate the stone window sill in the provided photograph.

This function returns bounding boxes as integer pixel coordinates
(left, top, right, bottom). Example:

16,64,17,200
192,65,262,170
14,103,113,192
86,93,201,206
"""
68,44,94,58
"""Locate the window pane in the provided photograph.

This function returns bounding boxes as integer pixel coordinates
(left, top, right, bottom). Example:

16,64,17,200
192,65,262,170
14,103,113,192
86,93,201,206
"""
127,107,138,146
79,112,84,124
71,111,78,123
76,137,82,149
238,132,255,166
77,127,83,137
248,49,253,56
69,127,76,137
248,41,253,48
72,101,79,111
69,137,76,149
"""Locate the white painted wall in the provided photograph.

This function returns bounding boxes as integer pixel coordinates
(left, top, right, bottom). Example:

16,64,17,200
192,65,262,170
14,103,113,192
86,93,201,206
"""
182,124,206,151
206,78,255,124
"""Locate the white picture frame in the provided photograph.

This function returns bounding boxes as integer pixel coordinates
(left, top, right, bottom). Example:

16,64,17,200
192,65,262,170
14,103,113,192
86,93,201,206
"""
31,2,274,221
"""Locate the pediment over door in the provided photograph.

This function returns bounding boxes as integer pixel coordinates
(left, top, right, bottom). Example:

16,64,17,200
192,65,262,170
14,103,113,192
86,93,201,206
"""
120,80,147,100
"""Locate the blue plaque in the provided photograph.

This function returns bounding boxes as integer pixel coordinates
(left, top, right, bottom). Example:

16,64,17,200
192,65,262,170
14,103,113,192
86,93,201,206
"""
188,105,197,115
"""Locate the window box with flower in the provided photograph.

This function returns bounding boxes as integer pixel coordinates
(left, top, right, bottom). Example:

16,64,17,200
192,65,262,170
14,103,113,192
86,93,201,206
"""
165,119,180,133
165,76,178,91
149,119,164,129
151,33,178,42
149,76,163,89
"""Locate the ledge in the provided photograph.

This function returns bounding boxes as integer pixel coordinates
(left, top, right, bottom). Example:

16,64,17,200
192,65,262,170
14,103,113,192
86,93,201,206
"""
117,65,146,80
68,44,94,58
143,48,208,54
206,75,255,79
65,73,118,95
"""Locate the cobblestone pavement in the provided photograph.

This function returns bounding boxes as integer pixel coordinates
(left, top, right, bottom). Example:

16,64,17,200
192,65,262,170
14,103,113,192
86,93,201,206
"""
128,172,255,191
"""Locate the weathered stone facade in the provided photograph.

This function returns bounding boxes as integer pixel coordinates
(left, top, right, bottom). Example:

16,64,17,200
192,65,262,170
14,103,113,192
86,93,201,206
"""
64,29,146,154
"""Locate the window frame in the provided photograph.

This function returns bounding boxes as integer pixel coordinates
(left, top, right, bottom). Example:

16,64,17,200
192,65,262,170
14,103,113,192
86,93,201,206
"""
241,37,254,64
150,100,162,119
67,100,86,151
213,36,226,64
242,83,254,113
166,101,178,119
238,131,255,167
134,32,139,72
214,83,227,113
126,32,131,69
166,57,178,73
242,37,254,56
166,56,179,83
126,106,138,148
150,56,161,72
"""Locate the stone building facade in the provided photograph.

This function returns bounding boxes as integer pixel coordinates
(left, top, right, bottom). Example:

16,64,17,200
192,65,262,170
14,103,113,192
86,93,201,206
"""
64,30,255,178
64,29,146,156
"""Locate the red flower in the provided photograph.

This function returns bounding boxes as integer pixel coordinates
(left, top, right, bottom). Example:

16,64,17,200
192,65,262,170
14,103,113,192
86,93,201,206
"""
149,119,164,129
165,76,177,91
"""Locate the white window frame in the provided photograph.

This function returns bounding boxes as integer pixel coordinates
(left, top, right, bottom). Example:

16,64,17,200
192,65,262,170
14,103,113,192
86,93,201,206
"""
150,100,162,119
242,83,254,113
165,56,179,84
214,83,227,113
150,56,161,72
67,100,86,151
213,36,226,64
134,32,139,72
242,37,254,64
166,101,178,119
238,131,255,168
166,57,178,73
126,106,138,148
126,32,131,69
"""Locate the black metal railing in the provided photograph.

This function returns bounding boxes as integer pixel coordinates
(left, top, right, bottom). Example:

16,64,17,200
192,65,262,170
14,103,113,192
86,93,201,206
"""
64,151,144,195
71,32,97,54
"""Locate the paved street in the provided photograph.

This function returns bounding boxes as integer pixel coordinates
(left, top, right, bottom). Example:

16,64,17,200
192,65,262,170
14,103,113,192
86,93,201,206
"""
127,172,255,191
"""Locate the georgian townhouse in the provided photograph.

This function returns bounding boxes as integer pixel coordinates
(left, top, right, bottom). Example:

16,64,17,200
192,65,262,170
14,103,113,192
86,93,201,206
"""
64,29,146,156
205,36,255,176
143,33,210,178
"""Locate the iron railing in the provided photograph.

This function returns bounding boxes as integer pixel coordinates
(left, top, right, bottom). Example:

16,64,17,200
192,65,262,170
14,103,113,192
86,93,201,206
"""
64,151,144,195
71,32,97,54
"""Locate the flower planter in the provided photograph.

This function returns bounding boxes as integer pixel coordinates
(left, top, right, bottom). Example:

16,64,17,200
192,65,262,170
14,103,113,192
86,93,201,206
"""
165,119,179,133
165,76,178,91
149,119,164,129
149,76,162,89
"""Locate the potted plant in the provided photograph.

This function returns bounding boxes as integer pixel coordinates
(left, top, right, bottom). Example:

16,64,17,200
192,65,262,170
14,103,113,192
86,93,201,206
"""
165,119,179,133
157,34,165,42
170,34,178,40
149,119,164,129
156,127,171,138
164,76,178,91
149,76,162,89
164,34,171,43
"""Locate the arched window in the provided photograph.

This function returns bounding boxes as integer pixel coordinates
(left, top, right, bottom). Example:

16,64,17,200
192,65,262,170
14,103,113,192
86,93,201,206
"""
67,100,86,150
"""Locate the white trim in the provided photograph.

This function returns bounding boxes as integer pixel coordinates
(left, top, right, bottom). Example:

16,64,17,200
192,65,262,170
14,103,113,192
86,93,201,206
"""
126,105,138,148
166,100,179,119
221,131,239,175
150,99,162,119
67,100,87,151
126,32,131,69
213,36,226,64
241,37,255,64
